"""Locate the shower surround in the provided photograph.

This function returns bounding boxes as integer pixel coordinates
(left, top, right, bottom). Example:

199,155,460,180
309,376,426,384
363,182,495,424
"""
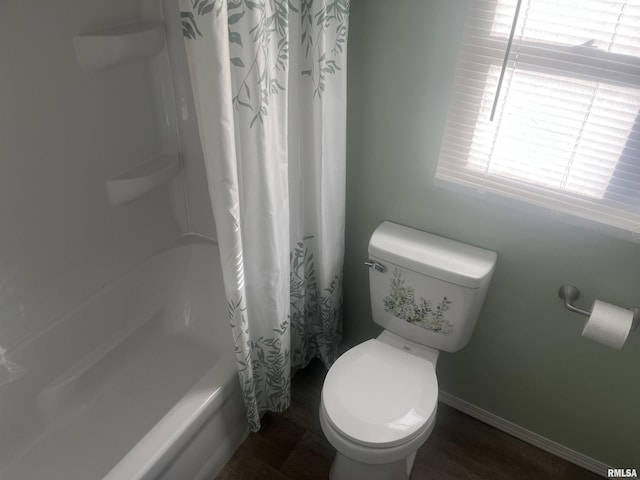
0,0,243,477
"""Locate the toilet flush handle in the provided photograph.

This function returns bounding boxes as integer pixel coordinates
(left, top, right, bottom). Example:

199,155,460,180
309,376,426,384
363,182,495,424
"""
364,260,386,273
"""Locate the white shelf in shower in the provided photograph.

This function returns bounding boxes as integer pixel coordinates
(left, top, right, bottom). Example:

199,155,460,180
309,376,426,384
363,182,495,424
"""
106,153,181,205
73,21,165,71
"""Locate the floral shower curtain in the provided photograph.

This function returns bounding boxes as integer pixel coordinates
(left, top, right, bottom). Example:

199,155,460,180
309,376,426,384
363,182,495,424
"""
179,0,349,431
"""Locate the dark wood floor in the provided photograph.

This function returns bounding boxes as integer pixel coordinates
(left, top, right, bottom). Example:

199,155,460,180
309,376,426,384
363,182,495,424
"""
215,359,603,480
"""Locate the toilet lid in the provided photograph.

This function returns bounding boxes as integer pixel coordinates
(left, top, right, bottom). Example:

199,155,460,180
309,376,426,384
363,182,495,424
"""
322,339,438,448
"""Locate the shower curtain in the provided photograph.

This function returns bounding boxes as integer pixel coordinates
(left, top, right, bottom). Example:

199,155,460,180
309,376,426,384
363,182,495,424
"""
180,0,349,431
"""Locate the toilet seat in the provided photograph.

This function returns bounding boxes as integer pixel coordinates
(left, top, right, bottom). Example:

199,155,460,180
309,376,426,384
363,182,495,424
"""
322,339,438,449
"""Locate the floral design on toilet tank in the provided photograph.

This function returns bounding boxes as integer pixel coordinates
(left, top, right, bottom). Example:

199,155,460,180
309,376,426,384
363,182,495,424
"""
383,268,454,335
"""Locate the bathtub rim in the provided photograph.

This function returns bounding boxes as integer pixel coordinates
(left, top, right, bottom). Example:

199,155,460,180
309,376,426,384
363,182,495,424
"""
104,352,244,480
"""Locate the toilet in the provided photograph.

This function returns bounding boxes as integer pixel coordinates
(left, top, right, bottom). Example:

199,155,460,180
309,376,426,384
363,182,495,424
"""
320,221,497,480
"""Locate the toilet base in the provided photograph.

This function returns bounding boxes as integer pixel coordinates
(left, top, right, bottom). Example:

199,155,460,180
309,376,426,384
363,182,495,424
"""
320,402,431,480
329,451,416,480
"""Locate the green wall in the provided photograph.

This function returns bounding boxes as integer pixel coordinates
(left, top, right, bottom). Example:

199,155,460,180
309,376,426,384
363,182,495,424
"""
344,0,640,467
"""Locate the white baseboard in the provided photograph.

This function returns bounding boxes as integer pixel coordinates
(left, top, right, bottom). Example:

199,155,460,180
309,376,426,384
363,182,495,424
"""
438,391,609,478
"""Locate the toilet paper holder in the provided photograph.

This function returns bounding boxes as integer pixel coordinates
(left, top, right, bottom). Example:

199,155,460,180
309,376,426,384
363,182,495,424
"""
558,284,639,331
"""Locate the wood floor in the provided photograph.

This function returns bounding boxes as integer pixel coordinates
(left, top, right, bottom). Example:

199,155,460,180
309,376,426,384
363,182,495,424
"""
215,359,603,480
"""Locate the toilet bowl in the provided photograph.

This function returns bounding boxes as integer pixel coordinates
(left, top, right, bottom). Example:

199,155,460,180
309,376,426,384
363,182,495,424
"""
320,337,438,479
320,222,497,480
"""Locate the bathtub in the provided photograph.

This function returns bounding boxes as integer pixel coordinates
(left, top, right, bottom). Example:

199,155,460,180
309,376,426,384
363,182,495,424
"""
0,235,248,480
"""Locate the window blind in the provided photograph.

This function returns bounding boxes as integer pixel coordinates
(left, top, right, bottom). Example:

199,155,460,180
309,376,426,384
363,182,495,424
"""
436,0,640,241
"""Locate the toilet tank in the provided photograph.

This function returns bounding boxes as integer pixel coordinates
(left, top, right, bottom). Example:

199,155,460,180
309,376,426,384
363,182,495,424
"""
367,222,497,352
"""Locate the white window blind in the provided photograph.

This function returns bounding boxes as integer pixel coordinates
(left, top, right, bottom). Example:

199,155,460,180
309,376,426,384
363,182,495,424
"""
436,0,640,241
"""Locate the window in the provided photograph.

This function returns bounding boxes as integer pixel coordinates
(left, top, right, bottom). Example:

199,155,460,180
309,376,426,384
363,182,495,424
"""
436,0,640,241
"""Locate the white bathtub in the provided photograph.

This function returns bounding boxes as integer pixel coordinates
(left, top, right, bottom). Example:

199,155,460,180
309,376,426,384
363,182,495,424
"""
0,235,248,480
